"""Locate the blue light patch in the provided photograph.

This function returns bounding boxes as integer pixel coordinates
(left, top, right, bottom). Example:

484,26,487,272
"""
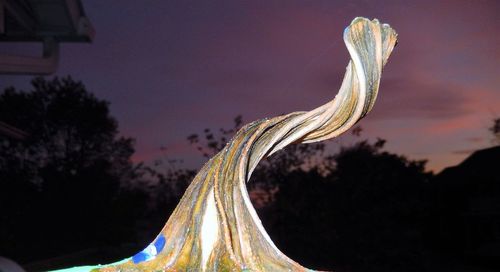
132,235,167,264
132,251,152,264
154,235,166,252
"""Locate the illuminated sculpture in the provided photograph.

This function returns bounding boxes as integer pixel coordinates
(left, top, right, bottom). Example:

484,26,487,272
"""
55,17,397,272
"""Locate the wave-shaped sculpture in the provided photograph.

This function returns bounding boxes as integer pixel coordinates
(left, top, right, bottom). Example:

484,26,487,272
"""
54,17,397,272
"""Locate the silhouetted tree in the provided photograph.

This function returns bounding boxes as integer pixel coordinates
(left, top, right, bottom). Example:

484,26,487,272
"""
260,139,432,272
490,117,500,145
0,77,149,263
146,155,196,233
187,115,243,159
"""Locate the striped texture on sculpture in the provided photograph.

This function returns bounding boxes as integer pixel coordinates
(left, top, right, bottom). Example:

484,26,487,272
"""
55,17,397,272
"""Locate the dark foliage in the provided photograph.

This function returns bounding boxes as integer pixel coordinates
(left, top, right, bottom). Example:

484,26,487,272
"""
429,145,500,269
261,140,432,271
0,77,149,263
491,117,500,145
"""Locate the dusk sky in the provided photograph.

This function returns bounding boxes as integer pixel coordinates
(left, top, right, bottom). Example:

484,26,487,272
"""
1,0,499,172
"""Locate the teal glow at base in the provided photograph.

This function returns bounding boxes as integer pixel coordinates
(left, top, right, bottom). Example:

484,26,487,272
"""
48,258,130,272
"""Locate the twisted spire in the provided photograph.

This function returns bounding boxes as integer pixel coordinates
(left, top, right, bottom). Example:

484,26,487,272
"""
57,17,397,272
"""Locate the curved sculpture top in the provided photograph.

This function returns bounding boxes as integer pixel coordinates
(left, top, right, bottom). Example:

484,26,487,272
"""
54,17,397,272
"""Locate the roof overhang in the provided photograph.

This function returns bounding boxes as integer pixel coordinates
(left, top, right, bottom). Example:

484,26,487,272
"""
0,0,95,74
0,0,95,42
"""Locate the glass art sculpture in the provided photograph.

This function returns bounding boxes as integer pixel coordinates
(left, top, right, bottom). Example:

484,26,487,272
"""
54,17,397,272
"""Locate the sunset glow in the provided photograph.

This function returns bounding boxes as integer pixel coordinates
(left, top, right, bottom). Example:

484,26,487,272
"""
1,0,498,173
